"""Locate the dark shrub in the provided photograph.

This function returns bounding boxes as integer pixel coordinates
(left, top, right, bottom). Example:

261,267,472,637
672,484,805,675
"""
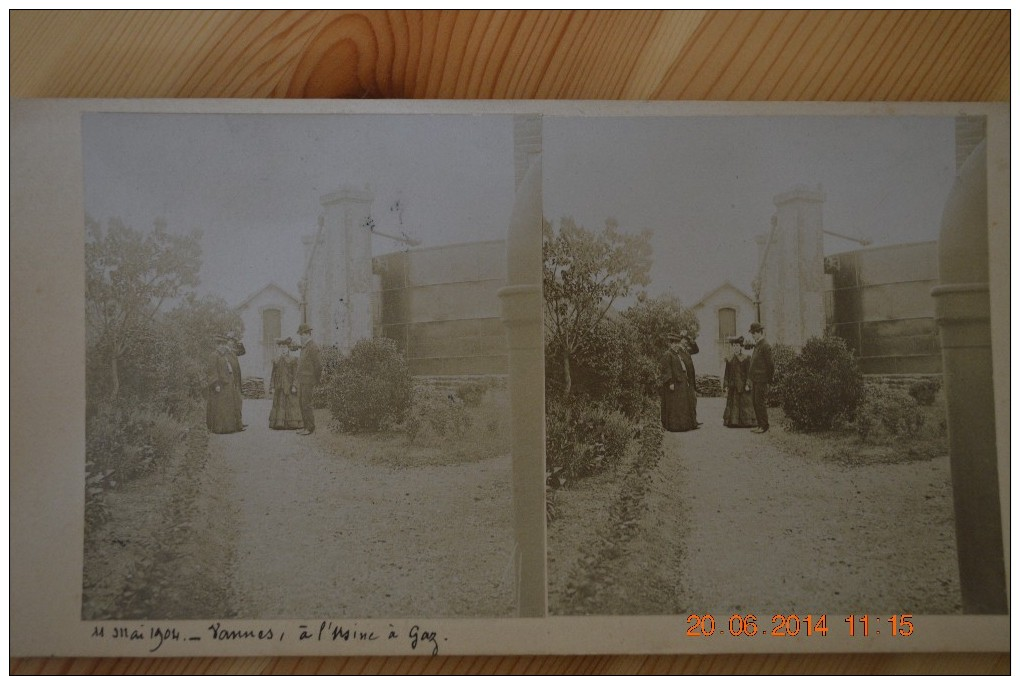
455,382,487,407
546,397,633,481
324,337,412,433
546,318,664,420
765,343,797,408
908,378,942,406
313,345,344,409
854,383,926,443
85,399,187,483
405,383,472,445
778,336,863,431
545,293,699,421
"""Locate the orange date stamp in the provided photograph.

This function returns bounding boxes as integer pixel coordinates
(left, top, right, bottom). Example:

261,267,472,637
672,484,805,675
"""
685,613,915,638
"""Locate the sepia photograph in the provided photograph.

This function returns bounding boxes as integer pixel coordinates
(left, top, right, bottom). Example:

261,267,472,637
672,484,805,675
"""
541,113,1008,620
10,99,1008,658
80,110,544,621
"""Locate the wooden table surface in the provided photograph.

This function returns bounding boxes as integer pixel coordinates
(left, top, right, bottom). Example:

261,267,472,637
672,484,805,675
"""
10,9,1010,675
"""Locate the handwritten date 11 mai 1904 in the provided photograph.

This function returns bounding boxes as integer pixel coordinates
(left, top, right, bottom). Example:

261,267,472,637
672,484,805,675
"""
90,621,444,655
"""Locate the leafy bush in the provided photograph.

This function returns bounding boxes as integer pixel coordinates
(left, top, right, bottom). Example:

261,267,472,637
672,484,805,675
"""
546,398,633,481
546,318,661,420
454,376,504,407
908,378,942,406
765,343,797,408
84,462,113,531
854,383,927,443
86,294,243,421
313,345,344,409
325,337,412,433
778,336,863,431
85,400,187,483
405,384,472,445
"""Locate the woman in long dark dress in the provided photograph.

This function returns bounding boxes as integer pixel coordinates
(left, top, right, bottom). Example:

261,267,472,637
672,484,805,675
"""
723,337,757,428
207,334,241,434
269,338,303,430
660,333,697,432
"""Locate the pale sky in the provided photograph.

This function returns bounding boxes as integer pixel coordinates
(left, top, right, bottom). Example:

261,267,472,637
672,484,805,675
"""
84,111,957,309
543,114,956,305
83,113,517,305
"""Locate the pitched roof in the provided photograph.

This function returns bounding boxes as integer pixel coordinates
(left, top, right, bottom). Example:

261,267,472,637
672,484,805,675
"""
235,282,301,310
691,281,753,309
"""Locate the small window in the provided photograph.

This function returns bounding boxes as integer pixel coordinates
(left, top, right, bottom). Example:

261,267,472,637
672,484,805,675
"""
718,307,736,341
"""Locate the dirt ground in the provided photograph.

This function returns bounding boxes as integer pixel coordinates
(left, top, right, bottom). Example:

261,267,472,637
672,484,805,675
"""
548,396,962,617
83,394,965,622
84,398,517,620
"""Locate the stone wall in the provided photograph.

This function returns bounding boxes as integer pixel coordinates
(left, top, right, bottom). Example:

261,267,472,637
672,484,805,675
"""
862,372,942,393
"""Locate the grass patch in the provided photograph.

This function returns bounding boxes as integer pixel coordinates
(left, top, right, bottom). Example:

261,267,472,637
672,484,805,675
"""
324,387,511,468
768,407,948,467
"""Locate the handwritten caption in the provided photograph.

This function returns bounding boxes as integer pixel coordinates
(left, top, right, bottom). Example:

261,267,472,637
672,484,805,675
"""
90,620,444,655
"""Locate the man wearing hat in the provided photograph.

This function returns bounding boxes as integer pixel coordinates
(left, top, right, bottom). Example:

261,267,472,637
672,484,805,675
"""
746,322,775,433
295,323,323,435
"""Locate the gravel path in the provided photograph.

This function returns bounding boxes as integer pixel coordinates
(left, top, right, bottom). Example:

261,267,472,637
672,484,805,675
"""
668,397,961,616
206,399,517,619
550,397,962,616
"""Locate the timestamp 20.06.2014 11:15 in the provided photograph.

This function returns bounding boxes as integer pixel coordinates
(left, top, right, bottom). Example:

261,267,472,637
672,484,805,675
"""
685,614,915,638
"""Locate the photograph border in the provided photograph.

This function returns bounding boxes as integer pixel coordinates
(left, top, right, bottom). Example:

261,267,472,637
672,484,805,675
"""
10,98,1009,657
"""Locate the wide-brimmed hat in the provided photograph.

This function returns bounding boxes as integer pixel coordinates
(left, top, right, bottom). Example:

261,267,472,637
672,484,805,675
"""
276,337,293,346
749,322,764,334
727,335,745,346
297,323,312,335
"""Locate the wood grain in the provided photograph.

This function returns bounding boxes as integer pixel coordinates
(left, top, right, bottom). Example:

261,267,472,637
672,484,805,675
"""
7,652,1013,674
10,10,1009,100
9,9,1010,675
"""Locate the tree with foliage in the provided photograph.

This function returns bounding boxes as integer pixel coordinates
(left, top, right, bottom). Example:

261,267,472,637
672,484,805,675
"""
620,293,699,367
85,216,202,398
543,217,652,398
152,294,243,414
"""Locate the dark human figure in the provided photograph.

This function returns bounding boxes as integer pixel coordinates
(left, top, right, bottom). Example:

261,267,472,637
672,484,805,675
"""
722,336,757,428
227,331,247,431
747,322,775,433
660,332,697,432
678,331,701,427
269,338,303,430
206,334,241,434
295,323,322,435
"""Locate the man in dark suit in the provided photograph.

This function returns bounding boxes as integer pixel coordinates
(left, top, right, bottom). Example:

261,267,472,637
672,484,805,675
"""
746,322,775,433
295,323,322,436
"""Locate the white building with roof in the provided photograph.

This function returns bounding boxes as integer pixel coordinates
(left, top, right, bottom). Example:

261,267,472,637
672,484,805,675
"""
234,282,302,384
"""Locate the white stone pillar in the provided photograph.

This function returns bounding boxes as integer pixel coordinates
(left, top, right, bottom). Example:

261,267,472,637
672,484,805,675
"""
762,185,826,346
932,140,1007,613
319,186,374,350
499,114,545,617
